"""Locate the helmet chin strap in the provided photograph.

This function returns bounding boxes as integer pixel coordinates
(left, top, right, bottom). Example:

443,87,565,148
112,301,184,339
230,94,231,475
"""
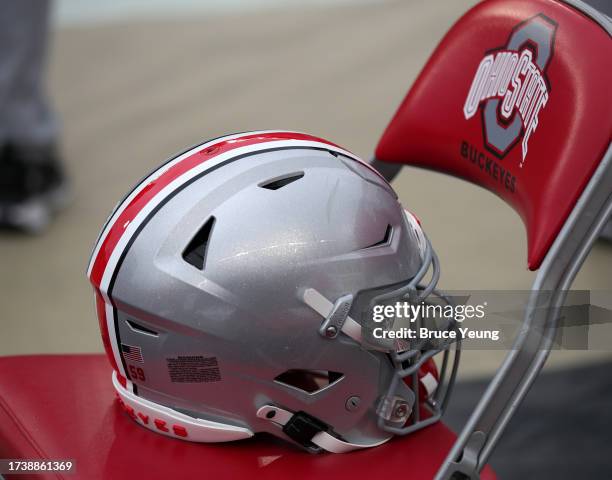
114,369,390,452
256,405,390,453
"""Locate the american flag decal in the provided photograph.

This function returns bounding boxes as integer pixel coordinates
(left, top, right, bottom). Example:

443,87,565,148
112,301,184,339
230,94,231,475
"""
122,344,144,363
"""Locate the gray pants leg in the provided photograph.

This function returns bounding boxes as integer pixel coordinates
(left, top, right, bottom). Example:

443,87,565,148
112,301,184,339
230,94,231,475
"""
0,0,57,147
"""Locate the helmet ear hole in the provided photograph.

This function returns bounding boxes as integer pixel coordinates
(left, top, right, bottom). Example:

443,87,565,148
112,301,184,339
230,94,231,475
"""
274,369,344,394
183,216,215,270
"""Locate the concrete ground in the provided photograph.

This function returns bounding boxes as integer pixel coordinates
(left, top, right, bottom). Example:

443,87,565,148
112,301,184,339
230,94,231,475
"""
445,360,612,479
0,0,611,381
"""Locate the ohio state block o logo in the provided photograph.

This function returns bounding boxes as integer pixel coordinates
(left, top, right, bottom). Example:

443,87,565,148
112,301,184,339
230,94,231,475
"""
463,14,558,166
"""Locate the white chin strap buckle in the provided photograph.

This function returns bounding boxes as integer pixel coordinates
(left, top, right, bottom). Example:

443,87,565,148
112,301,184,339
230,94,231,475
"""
256,405,390,453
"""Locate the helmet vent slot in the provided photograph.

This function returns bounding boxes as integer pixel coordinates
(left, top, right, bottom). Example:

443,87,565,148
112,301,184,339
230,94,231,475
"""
126,319,159,337
363,224,393,249
259,172,304,190
183,216,215,270
274,369,344,394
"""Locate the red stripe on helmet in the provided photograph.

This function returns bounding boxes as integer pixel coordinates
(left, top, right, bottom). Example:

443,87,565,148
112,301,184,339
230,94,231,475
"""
94,289,119,373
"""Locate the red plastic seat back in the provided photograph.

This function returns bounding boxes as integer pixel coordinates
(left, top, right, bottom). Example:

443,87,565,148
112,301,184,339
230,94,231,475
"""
375,0,612,269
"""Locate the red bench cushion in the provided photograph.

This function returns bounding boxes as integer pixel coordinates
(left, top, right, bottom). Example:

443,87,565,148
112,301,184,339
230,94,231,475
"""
0,355,495,479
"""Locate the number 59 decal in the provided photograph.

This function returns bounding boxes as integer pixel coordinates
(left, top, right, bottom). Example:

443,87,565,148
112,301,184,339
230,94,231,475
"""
129,365,146,381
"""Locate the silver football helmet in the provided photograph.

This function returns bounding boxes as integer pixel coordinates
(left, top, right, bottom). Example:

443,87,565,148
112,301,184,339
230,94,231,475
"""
87,131,459,453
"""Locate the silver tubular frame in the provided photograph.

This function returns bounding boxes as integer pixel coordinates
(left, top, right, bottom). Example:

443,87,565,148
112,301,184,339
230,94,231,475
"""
433,144,612,479
561,0,612,35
